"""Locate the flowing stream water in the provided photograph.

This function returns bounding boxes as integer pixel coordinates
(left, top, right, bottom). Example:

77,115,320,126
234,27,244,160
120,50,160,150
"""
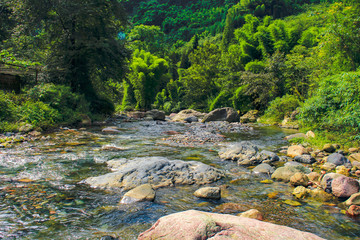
0,120,359,239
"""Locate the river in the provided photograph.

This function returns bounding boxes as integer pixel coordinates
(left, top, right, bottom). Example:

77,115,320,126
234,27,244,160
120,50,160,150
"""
0,119,359,239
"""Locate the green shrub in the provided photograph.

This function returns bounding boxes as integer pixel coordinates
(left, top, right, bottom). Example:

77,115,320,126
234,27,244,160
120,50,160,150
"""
0,91,16,122
231,85,252,113
18,101,61,129
299,72,360,138
207,90,231,112
262,94,301,122
245,60,265,73
26,84,90,123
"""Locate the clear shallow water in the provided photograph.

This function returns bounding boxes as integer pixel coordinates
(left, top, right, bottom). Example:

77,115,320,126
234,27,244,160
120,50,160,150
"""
0,120,359,240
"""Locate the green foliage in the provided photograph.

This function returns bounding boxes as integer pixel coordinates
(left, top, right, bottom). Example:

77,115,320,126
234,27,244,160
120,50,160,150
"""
245,60,265,73
8,0,130,112
231,85,252,112
299,72,360,138
208,90,232,112
26,84,90,123
319,2,360,71
153,80,184,113
0,91,16,122
127,25,167,56
18,101,61,129
128,49,171,110
181,42,222,109
262,94,301,122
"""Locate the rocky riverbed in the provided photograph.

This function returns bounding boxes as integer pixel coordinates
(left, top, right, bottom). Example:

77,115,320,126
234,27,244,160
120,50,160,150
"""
0,109,359,239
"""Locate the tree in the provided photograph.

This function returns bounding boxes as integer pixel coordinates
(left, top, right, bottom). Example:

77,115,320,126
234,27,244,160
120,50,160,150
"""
127,49,171,110
127,24,166,56
321,2,360,71
181,42,222,108
8,0,130,113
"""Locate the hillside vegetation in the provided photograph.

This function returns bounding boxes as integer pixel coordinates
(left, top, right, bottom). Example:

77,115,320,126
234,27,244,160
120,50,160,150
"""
0,0,359,146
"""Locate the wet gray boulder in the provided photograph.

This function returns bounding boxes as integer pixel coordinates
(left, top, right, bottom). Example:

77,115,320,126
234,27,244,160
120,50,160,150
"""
294,154,316,164
202,107,239,123
252,163,275,175
259,150,279,163
83,157,225,190
219,142,279,166
327,153,352,168
271,163,311,182
219,142,261,165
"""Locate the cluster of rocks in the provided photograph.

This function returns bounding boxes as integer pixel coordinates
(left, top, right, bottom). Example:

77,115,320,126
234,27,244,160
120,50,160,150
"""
125,109,166,121
217,134,360,217
0,130,43,148
163,121,252,147
275,138,360,216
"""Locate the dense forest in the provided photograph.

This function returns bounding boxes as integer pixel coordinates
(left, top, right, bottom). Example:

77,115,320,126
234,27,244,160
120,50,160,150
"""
0,0,359,147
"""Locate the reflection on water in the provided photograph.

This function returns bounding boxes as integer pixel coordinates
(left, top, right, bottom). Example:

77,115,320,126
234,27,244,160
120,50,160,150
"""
0,120,359,239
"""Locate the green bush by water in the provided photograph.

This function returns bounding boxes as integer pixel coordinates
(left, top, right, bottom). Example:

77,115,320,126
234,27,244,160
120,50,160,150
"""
299,71,360,139
262,94,301,123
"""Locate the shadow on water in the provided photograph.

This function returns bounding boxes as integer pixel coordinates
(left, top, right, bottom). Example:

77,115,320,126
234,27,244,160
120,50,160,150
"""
0,120,359,239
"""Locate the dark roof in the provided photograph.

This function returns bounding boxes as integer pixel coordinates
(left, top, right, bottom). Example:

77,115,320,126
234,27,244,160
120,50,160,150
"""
0,64,38,76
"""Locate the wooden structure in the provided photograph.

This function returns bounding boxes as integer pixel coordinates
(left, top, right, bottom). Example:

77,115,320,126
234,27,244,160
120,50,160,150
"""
0,63,39,93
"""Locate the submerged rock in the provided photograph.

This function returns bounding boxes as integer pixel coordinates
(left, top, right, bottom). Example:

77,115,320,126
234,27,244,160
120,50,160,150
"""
83,157,225,190
184,116,198,123
238,209,263,220
138,210,325,240
202,107,239,123
252,163,275,175
102,127,121,133
163,121,251,147
293,186,310,199
193,187,221,200
119,184,155,204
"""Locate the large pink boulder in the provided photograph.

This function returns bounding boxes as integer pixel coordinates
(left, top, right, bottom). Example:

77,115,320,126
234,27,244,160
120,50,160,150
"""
331,176,360,198
138,210,325,240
